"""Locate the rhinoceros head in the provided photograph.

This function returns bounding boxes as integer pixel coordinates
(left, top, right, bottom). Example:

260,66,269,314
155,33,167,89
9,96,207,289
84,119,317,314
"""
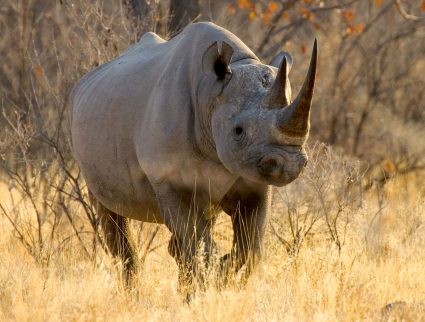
201,40,317,186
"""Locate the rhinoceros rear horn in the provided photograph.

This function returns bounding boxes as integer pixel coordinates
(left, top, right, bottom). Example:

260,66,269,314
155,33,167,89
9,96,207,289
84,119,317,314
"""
277,39,317,137
262,56,291,108
202,41,234,82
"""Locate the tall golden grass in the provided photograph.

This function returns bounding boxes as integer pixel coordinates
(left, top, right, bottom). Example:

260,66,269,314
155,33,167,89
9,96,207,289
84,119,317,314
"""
1,157,425,321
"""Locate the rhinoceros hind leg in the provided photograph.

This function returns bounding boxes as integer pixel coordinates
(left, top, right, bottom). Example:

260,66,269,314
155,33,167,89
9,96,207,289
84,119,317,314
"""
88,191,137,284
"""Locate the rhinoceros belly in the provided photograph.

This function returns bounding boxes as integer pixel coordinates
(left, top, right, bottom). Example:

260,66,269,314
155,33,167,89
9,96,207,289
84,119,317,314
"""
87,168,163,223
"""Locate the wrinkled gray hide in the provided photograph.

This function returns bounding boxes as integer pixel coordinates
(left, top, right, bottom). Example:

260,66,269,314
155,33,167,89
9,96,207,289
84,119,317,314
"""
71,22,317,293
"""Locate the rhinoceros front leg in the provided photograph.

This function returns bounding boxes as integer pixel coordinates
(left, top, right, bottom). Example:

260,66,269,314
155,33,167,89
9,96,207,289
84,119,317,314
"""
153,183,215,297
219,179,271,286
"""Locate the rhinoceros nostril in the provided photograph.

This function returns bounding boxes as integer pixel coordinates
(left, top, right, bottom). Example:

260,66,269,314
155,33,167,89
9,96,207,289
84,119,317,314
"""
258,157,279,175
299,154,308,168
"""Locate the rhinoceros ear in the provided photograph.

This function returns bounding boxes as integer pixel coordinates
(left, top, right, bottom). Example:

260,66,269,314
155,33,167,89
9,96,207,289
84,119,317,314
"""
202,41,234,94
269,51,293,71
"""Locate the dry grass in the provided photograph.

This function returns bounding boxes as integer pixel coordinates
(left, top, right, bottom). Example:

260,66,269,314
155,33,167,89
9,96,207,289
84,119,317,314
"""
1,170,424,321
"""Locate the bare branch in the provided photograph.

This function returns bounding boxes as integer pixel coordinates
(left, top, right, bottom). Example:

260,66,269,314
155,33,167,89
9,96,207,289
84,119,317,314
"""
394,0,420,21
0,203,35,258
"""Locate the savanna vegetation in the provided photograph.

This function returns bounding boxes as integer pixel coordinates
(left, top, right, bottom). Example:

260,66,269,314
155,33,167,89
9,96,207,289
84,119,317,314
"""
1,0,425,320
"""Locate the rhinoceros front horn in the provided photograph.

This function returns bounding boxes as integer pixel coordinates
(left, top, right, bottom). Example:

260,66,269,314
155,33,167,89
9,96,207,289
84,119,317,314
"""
276,39,317,137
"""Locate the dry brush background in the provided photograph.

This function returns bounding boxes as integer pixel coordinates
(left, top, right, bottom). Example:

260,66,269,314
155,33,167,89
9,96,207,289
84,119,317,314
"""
1,0,425,321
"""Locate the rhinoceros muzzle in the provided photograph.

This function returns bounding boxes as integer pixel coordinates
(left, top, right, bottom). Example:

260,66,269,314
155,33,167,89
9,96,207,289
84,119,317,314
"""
262,39,317,138
257,152,307,186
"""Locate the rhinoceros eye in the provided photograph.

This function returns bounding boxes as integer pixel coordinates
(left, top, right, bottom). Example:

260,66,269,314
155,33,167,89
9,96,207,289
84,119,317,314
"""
234,126,244,136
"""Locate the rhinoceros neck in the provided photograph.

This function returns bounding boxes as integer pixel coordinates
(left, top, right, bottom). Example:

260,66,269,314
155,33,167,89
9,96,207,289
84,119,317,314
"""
181,23,260,162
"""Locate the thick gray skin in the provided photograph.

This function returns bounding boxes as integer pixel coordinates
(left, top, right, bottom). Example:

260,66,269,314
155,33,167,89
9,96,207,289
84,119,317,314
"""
71,22,309,292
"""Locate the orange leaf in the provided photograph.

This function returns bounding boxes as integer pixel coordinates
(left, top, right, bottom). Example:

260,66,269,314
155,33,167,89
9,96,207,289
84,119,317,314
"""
356,22,364,32
281,11,290,20
268,1,279,12
421,0,425,11
227,4,237,15
300,6,313,19
346,26,355,34
375,0,382,6
237,0,251,9
300,6,309,16
343,10,354,23
34,65,44,78
381,159,396,174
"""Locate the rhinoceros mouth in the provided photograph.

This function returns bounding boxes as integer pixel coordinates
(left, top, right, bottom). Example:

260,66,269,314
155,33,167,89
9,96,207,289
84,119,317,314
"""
267,175,299,187
256,172,295,187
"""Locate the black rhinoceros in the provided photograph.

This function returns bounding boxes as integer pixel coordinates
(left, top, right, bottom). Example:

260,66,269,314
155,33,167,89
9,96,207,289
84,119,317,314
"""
71,22,317,294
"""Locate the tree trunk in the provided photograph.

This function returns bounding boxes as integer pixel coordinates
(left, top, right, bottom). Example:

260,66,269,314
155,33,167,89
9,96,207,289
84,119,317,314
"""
129,0,150,18
168,0,200,35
